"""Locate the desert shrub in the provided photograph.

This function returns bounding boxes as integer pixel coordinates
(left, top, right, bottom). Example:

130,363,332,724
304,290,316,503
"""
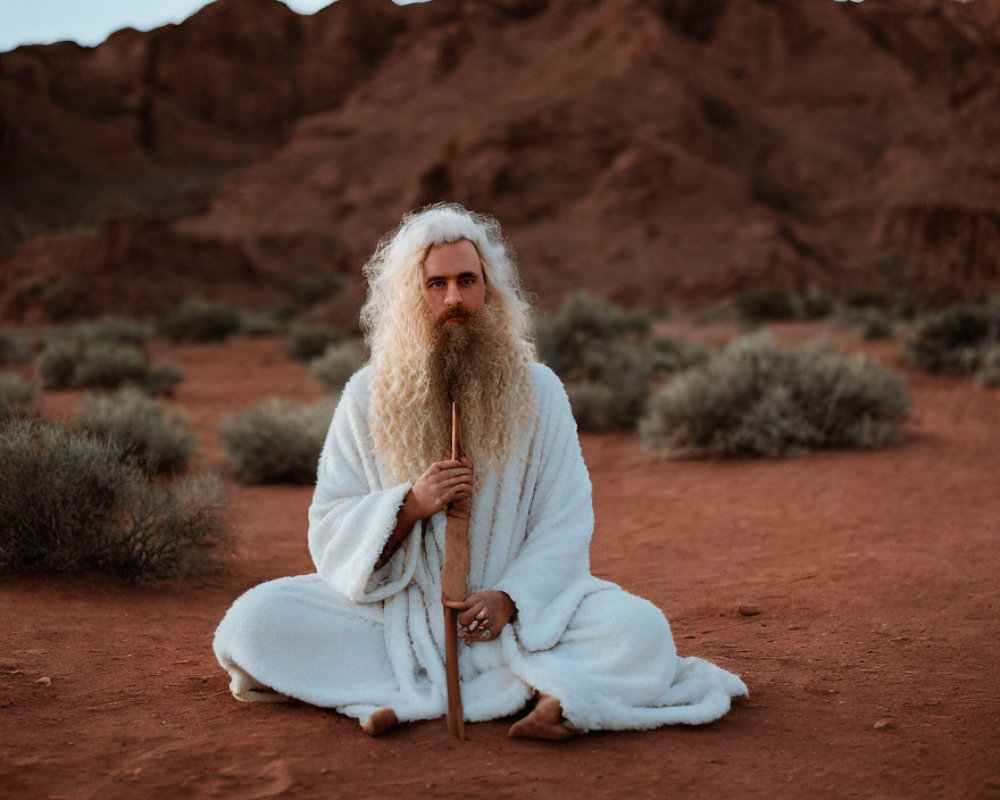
640,332,911,458
801,291,834,320
159,300,243,343
0,329,33,365
218,397,335,484
37,340,180,395
535,294,655,430
735,289,796,323
287,325,342,362
38,342,79,388
566,382,614,432
536,293,649,378
75,389,196,476
69,316,149,347
241,311,287,337
859,308,894,341
647,336,712,376
0,373,40,420
0,420,231,582
845,286,891,310
902,302,1000,375
310,339,365,392
73,342,149,388
974,345,1000,388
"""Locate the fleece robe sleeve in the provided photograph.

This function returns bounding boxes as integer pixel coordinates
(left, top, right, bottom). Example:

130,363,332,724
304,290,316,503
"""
307,370,421,604
492,366,603,652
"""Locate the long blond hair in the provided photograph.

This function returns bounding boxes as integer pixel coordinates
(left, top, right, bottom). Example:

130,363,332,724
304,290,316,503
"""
361,203,536,484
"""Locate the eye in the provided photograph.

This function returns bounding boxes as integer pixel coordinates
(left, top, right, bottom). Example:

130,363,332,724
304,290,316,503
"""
460,277,477,286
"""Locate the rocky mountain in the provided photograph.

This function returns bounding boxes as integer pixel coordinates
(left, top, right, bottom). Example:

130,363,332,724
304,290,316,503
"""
1,0,998,324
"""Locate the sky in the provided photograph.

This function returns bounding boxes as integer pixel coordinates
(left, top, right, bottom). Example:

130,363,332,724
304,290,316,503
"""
0,0,432,53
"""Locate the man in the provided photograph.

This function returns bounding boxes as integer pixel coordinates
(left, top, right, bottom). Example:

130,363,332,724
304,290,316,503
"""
213,203,746,739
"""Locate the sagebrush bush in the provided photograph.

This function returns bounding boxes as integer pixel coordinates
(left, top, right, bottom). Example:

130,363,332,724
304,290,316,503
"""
0,420,231,582
640,332,911,458
69,316,149,347
218,397,335,484
37,340,181,395
975,345,1000,388
801,291,834,320
566,382,614,432
0,329,33,365
287,326,342,362
735,289,796,323
647,336,712,376
159,300,243,343
0,373,40,420
38,342,79,389
75,389,196,476
536,294,654,430
73,342,149,388
859,308,894,341
902,302,1000,375
536,293,649,378
310,339,365,392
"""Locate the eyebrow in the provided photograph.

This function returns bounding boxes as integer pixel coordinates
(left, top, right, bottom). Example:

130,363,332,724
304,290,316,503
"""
424,271,481,282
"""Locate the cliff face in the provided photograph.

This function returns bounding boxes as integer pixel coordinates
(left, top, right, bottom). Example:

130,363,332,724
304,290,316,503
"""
2,0,998,323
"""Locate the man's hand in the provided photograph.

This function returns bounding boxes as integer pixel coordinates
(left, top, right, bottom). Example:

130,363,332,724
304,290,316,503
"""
408,456,474,520
444,591,516,644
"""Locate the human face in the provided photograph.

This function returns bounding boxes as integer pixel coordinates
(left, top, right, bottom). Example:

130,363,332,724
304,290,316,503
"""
420,239,487,325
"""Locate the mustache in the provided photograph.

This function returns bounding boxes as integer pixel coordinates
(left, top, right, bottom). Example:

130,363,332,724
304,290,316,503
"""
438,306,475,323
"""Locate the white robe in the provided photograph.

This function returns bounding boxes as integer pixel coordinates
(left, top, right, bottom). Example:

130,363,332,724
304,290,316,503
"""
213,362,747,731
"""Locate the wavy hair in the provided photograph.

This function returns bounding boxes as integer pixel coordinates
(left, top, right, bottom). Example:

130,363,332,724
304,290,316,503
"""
361,203,536,485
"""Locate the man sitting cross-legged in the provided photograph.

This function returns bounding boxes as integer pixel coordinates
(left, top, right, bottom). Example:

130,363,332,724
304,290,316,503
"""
213,203,747,738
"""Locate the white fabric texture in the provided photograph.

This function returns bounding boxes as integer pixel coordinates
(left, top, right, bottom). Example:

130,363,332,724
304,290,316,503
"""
213,363,747,730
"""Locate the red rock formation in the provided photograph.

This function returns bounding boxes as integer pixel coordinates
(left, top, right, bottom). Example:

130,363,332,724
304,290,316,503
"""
1,0,998,324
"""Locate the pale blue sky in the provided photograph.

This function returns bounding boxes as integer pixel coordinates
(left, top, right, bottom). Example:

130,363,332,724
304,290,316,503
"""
0,0,431,52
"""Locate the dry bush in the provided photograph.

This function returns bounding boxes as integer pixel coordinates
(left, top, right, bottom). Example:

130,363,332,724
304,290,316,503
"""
536,293,649,378
735,289,796,323
218,397,335,484
0,329,33,365
75,389,196,476
640,332,911,458
0,373,40,420
38,340,183,395
73,342,149,388
902,302,1000,377
0,420,231,583
287,325,343,362
859,308,894,341
159,299,243,343
69,316,149,347
975,345,1000,388
566,382,614,432
38,342,79,389
310,339,365,392
536,294,655,431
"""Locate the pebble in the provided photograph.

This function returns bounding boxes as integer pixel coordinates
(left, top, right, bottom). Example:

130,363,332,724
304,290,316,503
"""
738,604,761,616
873,718,892,729
35,676,51,686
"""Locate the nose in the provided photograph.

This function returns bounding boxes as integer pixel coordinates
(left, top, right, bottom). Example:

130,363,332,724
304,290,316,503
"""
444,280,462,307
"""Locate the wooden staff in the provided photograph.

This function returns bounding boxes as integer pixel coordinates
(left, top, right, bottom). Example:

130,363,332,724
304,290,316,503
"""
441,400,470,740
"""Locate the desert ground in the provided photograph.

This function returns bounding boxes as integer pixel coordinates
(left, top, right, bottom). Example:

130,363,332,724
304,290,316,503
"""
2,323,998,799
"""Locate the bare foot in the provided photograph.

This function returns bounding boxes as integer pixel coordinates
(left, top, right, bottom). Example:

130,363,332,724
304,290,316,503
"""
508,694,580,741
361,707,398,736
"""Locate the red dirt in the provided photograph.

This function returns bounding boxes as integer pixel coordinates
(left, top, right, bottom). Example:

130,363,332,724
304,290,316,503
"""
2,328,999,799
